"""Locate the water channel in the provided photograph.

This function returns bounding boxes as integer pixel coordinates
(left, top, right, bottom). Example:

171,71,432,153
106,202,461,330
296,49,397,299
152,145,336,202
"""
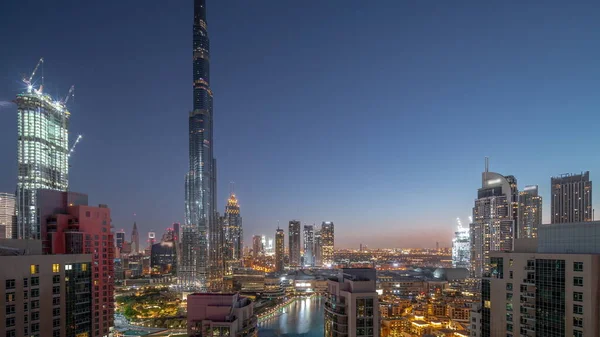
258,296,325,337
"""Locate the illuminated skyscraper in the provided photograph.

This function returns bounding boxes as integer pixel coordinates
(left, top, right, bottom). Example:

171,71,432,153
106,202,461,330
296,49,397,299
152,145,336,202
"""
314,229,323,267
115,230,125,251
469,159,517,278
131,222,139,254
181,0,218,291
551,171,592,223
275,228,285,272
321,221,335,267
223,193,242,275
517,185,542,238
303,225,314,267
0,193,15,239
288,220,301,267
452,218,470,269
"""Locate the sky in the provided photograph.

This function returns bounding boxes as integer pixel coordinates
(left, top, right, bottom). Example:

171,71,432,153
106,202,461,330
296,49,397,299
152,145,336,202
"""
1,1,600,249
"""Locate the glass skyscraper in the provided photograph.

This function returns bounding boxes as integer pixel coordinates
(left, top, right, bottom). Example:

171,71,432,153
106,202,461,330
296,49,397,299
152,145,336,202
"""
181,0,219,291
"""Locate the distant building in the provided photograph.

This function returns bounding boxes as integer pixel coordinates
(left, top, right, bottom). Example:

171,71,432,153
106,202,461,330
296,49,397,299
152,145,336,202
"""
551,171,592,223
517,185,542,238
469,160,517,278
288,220,301,267
187,293,257,337
452,219,470,269
252,235,262,258
314,229,323,267
0,239,91,337
151,241,176,275
321,222,335,266
275,228,285,272
223,193,243,275
303,225,315,267
325,268,380,337
131,222,139,254
116,230,125,251
148,231,156,247
482,221,600,337
0,192,15,239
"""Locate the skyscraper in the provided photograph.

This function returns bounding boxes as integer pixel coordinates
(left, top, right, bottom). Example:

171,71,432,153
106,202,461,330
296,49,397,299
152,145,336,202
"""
131,222,139,254
517,185,542,238
181,0,218,292
275,228,285,273
314,229,323,267
15,75,70,240
252,235,262,258
223,193,242,275
452,218,470,269
303,225,314,267
469,160,517,278
288,220,301,267
116,230,125,251
0,193,15,239
321,221,335,267
551,171,592,223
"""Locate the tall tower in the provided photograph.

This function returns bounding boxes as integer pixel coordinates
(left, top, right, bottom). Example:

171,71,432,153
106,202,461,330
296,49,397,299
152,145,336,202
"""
303,225,314,267
288,220,301,267
0,193,15,239
181,0,218,291
518,185,542,238
275,228,285,273
314,229,323,267
551,172,592,223
452,218,470,269
223,193,242,275
131,222,139,254
321,221,335,267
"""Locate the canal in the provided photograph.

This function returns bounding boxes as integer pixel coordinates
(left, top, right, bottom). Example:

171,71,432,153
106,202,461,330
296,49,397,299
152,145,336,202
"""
258,296,325,337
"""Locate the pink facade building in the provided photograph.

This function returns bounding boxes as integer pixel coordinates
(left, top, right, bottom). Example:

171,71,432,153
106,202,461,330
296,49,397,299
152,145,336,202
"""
187,293,257,337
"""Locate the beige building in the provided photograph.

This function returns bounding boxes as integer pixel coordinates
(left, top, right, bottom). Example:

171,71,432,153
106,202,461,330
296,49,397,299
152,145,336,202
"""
187,293,257,337
0,239,92,337
325,268,379,337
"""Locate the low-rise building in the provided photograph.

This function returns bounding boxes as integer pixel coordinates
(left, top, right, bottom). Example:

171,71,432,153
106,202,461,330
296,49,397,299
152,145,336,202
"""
187,293,257,337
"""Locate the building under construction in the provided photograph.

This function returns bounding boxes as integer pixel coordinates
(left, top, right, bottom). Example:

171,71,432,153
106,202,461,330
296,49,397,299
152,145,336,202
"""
14,58,75,239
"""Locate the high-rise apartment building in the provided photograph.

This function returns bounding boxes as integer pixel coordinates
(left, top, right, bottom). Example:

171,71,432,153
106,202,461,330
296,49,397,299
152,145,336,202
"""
0,192,15,239
0,239,91,337
452,218,470,269
303,225,314,267
314,229,323,267
115,230,125,251
321,221,335,267
288,220,301,267
182,0,219,291
187,293,257,337
551,171,592,224
15,81,71,240
517,185,542,238
223,193,242,275
480,222,600,337
469,161,517,278
131,222,139,254
252,235,262,258
275,228,285,273
325,268,380,337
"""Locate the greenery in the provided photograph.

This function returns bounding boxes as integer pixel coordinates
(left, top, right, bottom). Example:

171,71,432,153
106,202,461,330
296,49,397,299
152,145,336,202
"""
116,287,182,321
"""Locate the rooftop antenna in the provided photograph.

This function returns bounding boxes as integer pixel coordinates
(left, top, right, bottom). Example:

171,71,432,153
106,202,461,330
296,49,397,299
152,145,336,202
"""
229,181,235,196
484,156,489,180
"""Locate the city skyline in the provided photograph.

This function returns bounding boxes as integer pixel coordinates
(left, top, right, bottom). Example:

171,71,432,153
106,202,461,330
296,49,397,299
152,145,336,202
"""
2,1,600,248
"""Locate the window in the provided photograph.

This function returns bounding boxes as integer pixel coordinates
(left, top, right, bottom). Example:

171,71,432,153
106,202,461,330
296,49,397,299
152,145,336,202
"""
506,283,513,291
31,300,39,309
23,278,28,287
506,293,512,300
573,304,583,315
5,293,14,302
23,290,28,299
31,323,39,333
52,308,60,317
52,297,60,305
573,317,583,327
574,277,583,287
53,318,60,327
31,288,39,298
574,292,583,302
82,263,87,271
23,303,28,312
52,286,60,295
5,279,15,289
31,277,39,286
509,258,513,267
574,262,583,272
65,264,72,270
6,329,16,337
574,330,583,337
52,330,60,337
53,275,60,284
509,271,513,279
5,305,15,315
31,311,39,321
52,264,60,273
30,264,39,274
5,317,15,327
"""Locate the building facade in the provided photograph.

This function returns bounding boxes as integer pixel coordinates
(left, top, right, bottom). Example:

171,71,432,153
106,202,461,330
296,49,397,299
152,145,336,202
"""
182,0,219,292
0,239,91,337
223,193,242,275
0,193,15,239
551,172,592,224
187,293,257,337
252,235,262,258
325,268,380,337
452,219,470,269
288,220,301,267
275,228,284,273
115,230,125,252
131,222,139,254
303,225,314,267
314,229,323,267
469,164,517,278
321,222,335,267
151,241,176,275
517,185,542,238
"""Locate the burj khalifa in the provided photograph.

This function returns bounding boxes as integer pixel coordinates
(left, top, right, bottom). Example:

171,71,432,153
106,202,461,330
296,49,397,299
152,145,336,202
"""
180,0,221,291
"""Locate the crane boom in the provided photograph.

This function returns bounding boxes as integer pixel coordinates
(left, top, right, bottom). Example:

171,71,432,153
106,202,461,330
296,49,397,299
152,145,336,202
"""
63,85,75,105
24,57,44,87
68,135,82,158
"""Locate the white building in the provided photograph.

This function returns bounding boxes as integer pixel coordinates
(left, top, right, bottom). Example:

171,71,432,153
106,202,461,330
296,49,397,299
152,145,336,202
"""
452,218,470,269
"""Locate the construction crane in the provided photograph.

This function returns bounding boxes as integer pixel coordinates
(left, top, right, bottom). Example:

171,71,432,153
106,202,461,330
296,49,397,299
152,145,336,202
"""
62,85,75,105
23,57,44,93
68,135,82,158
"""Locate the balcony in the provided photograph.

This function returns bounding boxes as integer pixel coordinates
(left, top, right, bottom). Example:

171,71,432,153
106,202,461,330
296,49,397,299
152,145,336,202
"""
324,302,347,316
523,279,535,284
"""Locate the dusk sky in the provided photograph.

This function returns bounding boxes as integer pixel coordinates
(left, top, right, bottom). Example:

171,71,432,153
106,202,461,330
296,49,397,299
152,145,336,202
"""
1,1,600,248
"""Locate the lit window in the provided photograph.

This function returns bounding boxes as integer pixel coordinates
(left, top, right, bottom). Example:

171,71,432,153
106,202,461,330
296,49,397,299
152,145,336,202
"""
30,265,39,275
52,264,60,273
82,264,87,271
65,264,72,271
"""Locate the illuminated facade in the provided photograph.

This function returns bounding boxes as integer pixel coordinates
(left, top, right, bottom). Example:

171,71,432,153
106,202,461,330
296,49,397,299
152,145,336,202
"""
223,193,242,275
314,229,323,267
469,160,517,278
517,185,542,238
551,172,592,224
303,225,314,267
182,0,219,291
321,221,335,267
288,220,301,267
0,193,15,239
275,228,284,272
452,218,470,269
15,89,70,240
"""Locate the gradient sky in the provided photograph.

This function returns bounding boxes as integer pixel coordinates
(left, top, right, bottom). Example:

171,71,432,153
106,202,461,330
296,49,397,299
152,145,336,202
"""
1,1,600,248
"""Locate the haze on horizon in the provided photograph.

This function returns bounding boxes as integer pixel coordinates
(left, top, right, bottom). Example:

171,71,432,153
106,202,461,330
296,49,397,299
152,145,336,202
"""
1,1,600,248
